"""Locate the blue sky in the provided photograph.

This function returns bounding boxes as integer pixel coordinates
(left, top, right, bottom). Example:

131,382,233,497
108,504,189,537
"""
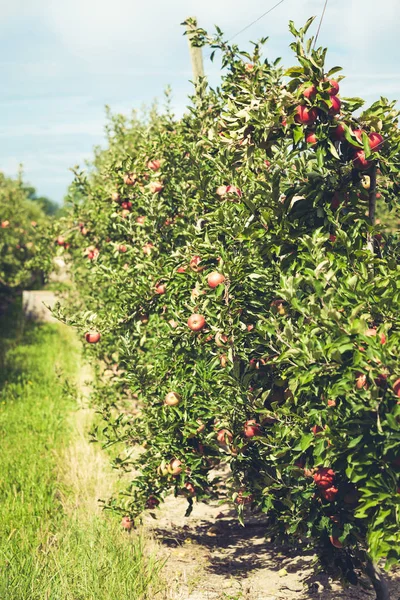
1,0,399,204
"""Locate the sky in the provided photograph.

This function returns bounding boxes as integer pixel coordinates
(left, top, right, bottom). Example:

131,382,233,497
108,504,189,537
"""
1,0,399,204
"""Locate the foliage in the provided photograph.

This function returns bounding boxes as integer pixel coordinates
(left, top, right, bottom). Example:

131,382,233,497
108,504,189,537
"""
56,18,400,589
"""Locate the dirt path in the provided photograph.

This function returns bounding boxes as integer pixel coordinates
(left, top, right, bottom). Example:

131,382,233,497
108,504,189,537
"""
144,487,400,600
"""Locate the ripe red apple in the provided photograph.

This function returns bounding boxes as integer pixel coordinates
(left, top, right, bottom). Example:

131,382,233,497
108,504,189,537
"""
330,535,343,549
85,331,101,344
136,216,146,225
303,84,317,100
1,220,10,228
121,201,132,210
295,105,318,125
121,209,130,218
305,132,318,146
121,516,134,530
356,372,368,390
369,132,384,152
313,467,335,489
312,424,323,436
168,459,183,476
155,283,166,295
244,420,262,438
147,159,161,171
216,429,233,445
56,235,65,246
216,185,228,196
184,482,196,495
190,255,205,272
245,63,254,73
149,181,163,194
142,243,154,255
123,172,136,186
118,244,127,253
321,486,338,501
332,123,346,141
207,272,225,288
111,192,121,202
353,150,372,171
176,266,186,273
164,391,181,406
145,496,160,509
329,234,337,243
328,80,340,96
327,399,336,407
329,96,341,116
187,314,206,331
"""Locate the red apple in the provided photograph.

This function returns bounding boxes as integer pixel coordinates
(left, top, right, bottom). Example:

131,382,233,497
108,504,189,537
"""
118,244,127,253
330,535,343,549
245,63,254,72
332,123,346,141
207,272,225,288
123,172,136,186
356,372,368,390
145,496,160,509
164,392,181,406
121,201,132,210
369,132,384,152
121,209,130,218
313,467,335,489
149,181,163,194
305,132,318,146
216,185,228,196
244,420,262,438
327,399,336,407
329,96,341,116
155,283,166,295
56,236,65,246
147,159,161,171
136,216,146,225
1,220,10,228
295,105,318,125
111,192,121,202
121,516,134,530
187,314,206,331
215,332,229,347
329,234,337,243
168,459,183,476
353,150,372,171
142,243,154,255
196,419,205,433
85,331,101,344
321,486,338,501
303,84,317,100
216,429,233,445
176,266,186,273
190,255,205,272
328,80,340,96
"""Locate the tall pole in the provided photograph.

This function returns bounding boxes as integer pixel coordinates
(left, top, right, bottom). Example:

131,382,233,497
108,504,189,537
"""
185,17,205,82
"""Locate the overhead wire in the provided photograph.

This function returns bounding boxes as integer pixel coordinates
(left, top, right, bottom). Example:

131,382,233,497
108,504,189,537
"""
313,0,329,49
228,0,287,41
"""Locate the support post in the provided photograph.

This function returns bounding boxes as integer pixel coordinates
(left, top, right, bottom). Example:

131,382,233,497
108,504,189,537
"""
185,17,205,82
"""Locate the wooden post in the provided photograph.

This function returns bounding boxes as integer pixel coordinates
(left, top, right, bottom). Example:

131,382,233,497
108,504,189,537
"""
185,17,205,82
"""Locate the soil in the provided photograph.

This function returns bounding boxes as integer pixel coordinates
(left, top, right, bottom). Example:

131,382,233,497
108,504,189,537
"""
144,493,400,600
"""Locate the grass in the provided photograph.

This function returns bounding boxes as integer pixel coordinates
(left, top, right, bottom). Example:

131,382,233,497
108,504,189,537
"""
0,302,167,600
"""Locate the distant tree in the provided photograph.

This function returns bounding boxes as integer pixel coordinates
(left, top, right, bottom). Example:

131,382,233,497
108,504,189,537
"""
22,185,60,216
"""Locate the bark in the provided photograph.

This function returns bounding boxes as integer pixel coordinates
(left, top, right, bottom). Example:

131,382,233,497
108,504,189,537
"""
366,559,390,600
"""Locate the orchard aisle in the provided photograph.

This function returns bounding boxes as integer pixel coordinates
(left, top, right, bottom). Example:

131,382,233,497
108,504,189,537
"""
0,305,165,600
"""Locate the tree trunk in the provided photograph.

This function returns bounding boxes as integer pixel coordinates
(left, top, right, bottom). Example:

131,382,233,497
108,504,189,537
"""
366,559,390,600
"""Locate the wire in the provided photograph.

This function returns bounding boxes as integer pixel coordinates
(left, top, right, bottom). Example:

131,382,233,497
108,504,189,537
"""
229,0,287,41
313,0,329,49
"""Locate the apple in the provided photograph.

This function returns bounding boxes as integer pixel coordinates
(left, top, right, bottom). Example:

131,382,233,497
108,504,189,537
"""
85,331,101,344
123,172,136,186
176,266,186,273
321,486,338,501
118,244,127,253
328,96,341,116
168,459,183,476
187,314,206,331
328,80,340,96
356,372,368,390
111,192,121,203
361,175,370,190
365,328,377,337
312,424,323,436
190,255,205,272
164,391,181,406
184,482,196,495
329,234,337,243
327,399,336,407
332,123,346,141
121,516,134,530
305,132,318,146
142,243,154,255
369,132,384,152
216,185,228,196
393,378,400,398
145,496,160,509
219,354,228,368
121,201,132,210
330,536,343,549
136,216,146,224
31,221,37,227
295,105,318,125
207,272,225,288
1,220,10,228
216,429,233,445
215,332,229,347
147,159,161,171
57,235,65,246
196,419,205,433
313,467,335,489
121,209,130,218
353,150,372,171
149,181,163,194
235,489,253,505
155,283,166,295
303,84,317,100
244,420,262,438
245,63,254,72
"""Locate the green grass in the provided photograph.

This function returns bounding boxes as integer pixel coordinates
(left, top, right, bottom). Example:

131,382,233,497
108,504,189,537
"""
0,305,166,600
